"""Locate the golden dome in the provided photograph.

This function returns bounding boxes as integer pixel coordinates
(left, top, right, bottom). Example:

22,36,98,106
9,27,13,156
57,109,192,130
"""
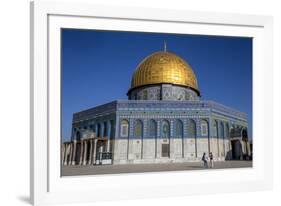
130,51,199,94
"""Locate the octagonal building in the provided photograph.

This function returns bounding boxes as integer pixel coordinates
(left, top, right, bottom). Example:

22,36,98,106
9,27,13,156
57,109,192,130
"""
62,49,251,166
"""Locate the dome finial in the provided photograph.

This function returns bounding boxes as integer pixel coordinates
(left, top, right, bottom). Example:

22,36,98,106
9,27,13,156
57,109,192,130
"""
164,40,167,52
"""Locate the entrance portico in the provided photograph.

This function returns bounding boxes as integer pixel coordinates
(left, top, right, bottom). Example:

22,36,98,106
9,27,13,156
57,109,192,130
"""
62,134,112,166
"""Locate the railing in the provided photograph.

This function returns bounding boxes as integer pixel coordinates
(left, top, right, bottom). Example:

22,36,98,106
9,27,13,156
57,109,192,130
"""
95,152,112,160
95,152,113,165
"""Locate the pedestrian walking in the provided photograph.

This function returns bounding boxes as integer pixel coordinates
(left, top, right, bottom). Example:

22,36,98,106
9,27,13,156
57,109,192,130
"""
209,152,214,168
202,152,208,168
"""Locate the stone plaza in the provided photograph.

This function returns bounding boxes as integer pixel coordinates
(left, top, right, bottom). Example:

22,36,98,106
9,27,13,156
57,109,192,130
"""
62,161,252,176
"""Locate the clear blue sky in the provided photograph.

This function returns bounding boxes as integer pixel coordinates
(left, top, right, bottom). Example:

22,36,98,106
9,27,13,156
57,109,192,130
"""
62,29,252,141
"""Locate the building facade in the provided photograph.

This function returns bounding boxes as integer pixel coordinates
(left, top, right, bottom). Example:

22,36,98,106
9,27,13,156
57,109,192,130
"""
62,50,251,166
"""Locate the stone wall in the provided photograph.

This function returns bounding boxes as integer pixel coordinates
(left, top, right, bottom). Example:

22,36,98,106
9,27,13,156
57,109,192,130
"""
112,137,232,164
65,99,249,165
62,136,251,166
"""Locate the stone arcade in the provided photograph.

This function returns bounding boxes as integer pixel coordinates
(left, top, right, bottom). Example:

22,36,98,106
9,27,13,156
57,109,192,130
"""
62,49,251,166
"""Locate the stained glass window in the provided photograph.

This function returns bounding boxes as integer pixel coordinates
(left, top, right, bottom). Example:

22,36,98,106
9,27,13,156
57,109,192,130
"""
120,119,129,138
148,119,157,137
175,119,183,137
162,120,170,138
188,119,196,138
134,120,143,137
200,120,208,136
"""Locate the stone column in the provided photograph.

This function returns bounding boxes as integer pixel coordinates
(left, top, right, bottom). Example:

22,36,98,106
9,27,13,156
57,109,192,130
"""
207,118,212,157
88,140,93,165
229,140,233,160
72,141,77,165
63,144,69,165
223,135,226,158
92,139,98,164
68,144,73,165
69,144,72,165
107,121,111,152
79,140,84,165
95,124,98,137
221,122,225,158
61,144,65,165
83,141,88,165
216,122,220,159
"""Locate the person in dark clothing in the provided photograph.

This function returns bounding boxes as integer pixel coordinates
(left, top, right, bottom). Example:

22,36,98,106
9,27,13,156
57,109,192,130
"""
209,152,214,168
202,152,208,168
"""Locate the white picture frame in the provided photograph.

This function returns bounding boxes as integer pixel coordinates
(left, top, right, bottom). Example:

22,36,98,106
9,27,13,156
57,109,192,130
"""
30,1,273,205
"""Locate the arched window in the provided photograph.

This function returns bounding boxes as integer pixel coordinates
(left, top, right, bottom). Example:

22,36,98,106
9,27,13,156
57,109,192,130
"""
148,119,157,137
200,119,208,136
219,122,224,139
187,119,196,138
162,120,170,138
134,120,143,138
175,119,183,137
76,131,81,141
213,120,218,137
120,119,129,138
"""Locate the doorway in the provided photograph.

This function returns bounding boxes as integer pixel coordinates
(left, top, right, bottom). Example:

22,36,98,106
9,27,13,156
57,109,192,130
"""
231,140,242,160
161,144,169,157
